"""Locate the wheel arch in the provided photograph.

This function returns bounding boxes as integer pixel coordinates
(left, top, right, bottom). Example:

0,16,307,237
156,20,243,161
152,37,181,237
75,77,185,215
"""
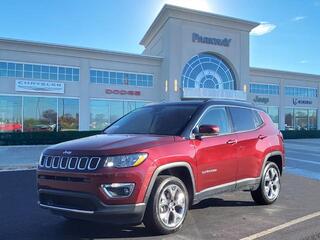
143,162,196,206
260,151,284,177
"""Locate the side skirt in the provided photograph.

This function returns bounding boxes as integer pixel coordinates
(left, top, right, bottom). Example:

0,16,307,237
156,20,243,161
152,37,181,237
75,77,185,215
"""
193,178,260,205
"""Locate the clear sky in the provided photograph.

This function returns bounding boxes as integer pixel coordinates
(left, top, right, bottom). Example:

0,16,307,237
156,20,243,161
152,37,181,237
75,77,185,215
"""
1,0,319,75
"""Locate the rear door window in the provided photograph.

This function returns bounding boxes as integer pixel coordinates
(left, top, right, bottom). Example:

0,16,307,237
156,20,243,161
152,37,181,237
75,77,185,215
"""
229,107,257,132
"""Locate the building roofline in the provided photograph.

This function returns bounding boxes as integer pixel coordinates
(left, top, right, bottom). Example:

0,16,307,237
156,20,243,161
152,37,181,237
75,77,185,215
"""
250,67,320,80
140,4,259,46
0,37,163,61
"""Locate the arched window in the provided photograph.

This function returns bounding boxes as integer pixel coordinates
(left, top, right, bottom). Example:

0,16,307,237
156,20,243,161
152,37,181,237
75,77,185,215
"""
181,53,235,90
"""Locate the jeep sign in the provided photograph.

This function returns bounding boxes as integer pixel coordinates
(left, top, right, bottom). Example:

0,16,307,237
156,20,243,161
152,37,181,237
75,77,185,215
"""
253,96,269,104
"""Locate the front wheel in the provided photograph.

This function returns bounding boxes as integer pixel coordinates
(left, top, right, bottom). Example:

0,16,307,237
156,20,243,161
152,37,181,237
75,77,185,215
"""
251,162,281,205
143,175,189,235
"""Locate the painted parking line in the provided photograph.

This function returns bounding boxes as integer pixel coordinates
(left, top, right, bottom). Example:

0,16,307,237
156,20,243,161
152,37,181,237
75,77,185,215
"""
287,157,320,166
240,211,320,240
286,151,320,159
285,167,320,181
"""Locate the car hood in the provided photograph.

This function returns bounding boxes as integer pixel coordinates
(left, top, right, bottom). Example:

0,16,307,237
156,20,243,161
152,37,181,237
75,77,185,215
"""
45,134,175,155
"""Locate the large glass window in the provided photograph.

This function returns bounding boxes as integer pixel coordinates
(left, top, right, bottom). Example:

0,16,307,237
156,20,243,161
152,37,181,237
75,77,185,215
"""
285,108,317,130
90,100,110,130
308,109,317,130
285,108,294,130
229,107,257,132
90,69,153,87
294,109,308,130
58,99,79,131
182,53,235,90
90,100,150,130
110,101,124,124
0,96,22,132
0,61,79,81
285,86,318,97
23,97,57,132
198,107,231,134
0,96,79,132
250,83,279,95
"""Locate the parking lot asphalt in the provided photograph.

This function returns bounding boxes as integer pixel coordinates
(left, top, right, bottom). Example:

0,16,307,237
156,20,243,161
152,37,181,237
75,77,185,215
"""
0,139,319,240
0,145,48,170
285,139,320,181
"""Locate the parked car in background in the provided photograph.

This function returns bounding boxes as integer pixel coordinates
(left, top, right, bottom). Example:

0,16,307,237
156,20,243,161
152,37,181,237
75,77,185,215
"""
0,122,22,132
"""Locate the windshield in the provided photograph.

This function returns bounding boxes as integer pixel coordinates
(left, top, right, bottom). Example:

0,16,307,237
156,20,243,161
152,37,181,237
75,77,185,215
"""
104,104,200,136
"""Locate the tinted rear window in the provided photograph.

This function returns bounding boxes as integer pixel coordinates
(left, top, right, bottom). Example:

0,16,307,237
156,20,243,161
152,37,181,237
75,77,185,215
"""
229,107,257,132
253,110,264,127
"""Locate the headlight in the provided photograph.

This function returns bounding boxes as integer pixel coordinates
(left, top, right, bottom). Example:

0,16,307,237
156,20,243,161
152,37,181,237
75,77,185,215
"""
104,153,148,168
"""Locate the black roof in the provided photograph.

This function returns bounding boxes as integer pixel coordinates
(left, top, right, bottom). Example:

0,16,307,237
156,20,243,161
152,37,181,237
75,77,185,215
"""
147,99,262,110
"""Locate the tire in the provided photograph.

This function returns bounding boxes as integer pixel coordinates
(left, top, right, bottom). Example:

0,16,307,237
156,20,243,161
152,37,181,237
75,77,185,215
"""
143,175,189,235
251,162,281,205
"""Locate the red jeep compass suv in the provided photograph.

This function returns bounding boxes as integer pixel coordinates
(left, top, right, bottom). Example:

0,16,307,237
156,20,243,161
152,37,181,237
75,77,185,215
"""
37,100,284,234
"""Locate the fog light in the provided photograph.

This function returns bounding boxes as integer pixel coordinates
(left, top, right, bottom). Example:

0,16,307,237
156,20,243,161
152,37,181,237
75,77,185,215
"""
101,183,135,198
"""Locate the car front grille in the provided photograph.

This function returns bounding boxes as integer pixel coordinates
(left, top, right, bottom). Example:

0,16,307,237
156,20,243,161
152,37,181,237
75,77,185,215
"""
39,155,101,171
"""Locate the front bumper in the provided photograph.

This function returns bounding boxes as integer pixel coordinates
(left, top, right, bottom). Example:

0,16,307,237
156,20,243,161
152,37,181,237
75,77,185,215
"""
38,189,146,225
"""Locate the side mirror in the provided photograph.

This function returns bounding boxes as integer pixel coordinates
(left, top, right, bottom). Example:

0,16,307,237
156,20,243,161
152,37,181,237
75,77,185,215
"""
194,125,220,139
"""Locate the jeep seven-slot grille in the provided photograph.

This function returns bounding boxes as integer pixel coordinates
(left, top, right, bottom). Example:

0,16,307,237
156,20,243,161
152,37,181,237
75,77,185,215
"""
39,155,101,171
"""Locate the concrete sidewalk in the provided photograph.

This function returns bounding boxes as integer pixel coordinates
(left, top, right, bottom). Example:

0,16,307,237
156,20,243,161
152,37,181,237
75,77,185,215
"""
0,145,49,170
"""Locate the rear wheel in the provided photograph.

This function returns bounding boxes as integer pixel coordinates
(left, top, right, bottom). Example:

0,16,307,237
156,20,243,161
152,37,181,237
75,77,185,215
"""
251,162,281,205
143,175,189,235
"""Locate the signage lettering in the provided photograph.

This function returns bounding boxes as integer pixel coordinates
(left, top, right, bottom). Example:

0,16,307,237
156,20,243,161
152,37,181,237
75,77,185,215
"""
105,89,141,96
293,98,312,105
253,96,269,104
192,33,231,47
15,80,64,94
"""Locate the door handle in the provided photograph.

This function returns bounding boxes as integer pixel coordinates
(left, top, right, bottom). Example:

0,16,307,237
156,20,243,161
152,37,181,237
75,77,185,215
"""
258,134,267,140
226,139,237,144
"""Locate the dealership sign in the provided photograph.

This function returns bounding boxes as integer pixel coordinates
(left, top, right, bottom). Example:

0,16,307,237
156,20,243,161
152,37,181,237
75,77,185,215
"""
192,33,231,47
105,89,141,96
15,80,64,94
293,98,312,105
253,96,269,104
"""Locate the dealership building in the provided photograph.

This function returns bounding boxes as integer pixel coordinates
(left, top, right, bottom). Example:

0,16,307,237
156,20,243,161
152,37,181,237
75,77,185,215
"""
0,4,319,132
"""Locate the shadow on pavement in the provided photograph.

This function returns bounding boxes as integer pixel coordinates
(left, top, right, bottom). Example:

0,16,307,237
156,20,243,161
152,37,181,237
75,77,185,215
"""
192,197,255,209
41,198,256,240
51,219,152,239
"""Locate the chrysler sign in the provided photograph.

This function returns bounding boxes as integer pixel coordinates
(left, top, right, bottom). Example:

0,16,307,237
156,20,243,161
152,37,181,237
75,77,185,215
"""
15,80,64,94
192,33,231,47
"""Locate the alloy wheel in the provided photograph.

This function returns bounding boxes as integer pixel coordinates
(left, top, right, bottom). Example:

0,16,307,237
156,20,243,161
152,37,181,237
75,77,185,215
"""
264,166,280,201
158,184,187,228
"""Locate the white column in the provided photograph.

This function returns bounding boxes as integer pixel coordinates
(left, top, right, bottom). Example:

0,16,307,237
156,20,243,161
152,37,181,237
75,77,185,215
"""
79,60,90,131
279,79,285,130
